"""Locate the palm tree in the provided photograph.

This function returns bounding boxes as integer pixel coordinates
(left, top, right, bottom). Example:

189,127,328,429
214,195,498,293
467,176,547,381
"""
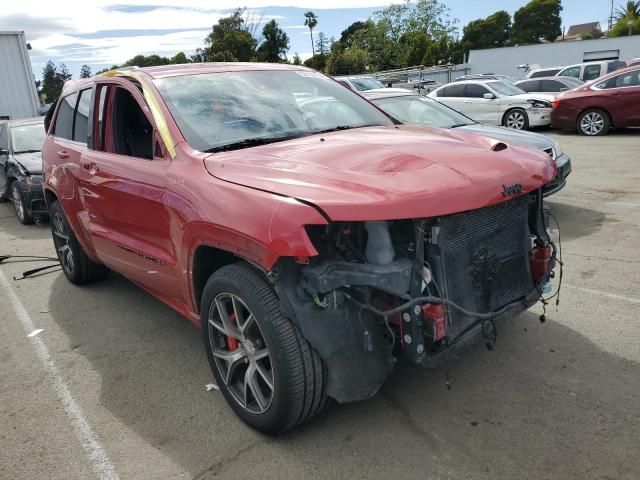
304,11,318,56
615,1,640,21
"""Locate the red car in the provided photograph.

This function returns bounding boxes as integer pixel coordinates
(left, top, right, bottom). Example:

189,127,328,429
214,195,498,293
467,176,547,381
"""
551,65,640,135
42,63,557,433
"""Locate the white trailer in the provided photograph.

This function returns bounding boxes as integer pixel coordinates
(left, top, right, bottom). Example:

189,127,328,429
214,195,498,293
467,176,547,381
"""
0,31,40,120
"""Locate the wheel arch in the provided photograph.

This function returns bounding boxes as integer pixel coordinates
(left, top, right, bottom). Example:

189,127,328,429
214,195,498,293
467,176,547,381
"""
44,187,58,210
501,106,527,125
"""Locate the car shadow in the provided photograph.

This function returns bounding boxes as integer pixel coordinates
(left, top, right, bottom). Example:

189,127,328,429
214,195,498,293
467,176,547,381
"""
545,200,607,242
0,203,50,241
48,273,639,480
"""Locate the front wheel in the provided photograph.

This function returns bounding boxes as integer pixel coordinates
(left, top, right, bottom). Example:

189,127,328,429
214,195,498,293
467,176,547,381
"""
578,109,610,136
503,108,529,130
201,263,329,434
49,200,109,284
11,181,33,225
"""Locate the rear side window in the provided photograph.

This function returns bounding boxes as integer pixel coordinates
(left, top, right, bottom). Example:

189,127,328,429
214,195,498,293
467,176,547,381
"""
0,125,7,150
518,80,540,92
530,69,560,78
440,84,465,97
53,93,78,140
583,65,601,81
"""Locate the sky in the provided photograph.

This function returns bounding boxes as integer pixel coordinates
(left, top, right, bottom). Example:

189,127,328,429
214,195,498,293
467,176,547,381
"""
0,0,616,79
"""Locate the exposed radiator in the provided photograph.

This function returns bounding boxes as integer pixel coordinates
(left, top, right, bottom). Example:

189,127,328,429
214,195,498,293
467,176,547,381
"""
436,195,534,337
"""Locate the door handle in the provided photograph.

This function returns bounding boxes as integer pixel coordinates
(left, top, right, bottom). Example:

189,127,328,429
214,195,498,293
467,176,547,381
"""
82,162,99,174
463,100,472,103
57,151,69,159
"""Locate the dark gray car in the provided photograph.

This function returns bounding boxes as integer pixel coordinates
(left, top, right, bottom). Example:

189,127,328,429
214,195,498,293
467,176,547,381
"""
515,76,584,96
0,117,47,224
362,89,571,196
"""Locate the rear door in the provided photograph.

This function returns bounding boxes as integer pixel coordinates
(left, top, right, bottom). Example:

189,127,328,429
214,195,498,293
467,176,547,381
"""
0,124,8,193
610,70,640,126
79,80,180,300
463,83,500,124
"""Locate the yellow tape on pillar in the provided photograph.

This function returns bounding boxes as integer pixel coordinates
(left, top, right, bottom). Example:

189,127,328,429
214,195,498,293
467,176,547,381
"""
101,69,176,158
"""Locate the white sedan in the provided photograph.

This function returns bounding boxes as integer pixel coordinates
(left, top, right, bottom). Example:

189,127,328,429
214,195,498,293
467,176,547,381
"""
428,80,554,130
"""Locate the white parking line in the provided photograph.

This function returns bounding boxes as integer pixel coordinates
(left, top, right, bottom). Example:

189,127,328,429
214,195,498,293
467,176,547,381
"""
565,284,640,305
0,269,120,480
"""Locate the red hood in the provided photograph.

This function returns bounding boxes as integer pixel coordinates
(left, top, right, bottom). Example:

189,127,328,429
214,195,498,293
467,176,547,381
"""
204,125,555,221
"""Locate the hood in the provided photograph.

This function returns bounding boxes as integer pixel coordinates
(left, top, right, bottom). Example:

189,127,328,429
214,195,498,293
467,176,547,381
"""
512,93,556,104
12,152,43,175
455,123,553,152
204,125,556,221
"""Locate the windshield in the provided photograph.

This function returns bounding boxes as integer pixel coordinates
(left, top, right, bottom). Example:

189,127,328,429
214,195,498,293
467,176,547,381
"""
373,95,474,128
155,70,392,152
349,77,385,91
10,123,45,153
487,81,527,96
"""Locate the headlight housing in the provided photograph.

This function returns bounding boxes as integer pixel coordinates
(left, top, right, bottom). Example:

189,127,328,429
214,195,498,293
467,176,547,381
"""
527,99,552,109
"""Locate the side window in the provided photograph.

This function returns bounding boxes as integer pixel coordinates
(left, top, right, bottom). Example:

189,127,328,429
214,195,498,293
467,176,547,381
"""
466,84,490,98
518,80,540,92
73,88,91,144
541,80,564,92
441,84,465,97
615,71,640,87
53,92,78,140
583,65,601,81
110,88,153,160
559,66,581,78
0,125,7,150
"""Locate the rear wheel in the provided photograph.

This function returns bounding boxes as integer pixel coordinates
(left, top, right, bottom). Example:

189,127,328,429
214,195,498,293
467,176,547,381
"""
11,181,33,225
201,263,329,434
49,200,109,284
578,109,610,136
503,108,529,130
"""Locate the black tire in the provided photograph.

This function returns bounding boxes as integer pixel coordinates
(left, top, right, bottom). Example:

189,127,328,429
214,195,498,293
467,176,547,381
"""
503,108,530,130
577,109,610,136
49,200,109,284
0,179,9,202
11,181,33,225
201,263,329,434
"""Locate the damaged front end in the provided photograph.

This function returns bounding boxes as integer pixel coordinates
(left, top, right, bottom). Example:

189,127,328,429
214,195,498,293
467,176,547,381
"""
273,190,557,403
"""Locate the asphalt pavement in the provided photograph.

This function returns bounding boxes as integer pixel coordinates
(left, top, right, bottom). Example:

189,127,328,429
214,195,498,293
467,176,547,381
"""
1,130,639,480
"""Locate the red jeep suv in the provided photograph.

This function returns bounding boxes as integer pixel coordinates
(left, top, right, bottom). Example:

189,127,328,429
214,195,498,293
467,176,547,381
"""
42,63,557,433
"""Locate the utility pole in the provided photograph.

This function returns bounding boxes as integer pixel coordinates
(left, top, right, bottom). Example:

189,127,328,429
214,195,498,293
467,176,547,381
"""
608,0,614,33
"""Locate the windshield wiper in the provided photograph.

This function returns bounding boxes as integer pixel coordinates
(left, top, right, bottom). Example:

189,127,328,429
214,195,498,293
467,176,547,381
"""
14,149,41,154
450,123,474,128
312,124,381,135
204,133,309,153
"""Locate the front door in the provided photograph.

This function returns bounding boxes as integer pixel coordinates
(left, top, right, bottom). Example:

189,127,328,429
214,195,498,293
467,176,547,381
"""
79,81,181,301
463,83,500,124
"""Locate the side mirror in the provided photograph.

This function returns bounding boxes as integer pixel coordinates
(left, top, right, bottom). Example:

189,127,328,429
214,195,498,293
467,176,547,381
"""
483,93,496,99
560,87,569,91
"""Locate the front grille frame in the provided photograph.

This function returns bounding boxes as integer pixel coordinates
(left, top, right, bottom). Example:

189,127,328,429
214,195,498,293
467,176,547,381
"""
427,195,535,338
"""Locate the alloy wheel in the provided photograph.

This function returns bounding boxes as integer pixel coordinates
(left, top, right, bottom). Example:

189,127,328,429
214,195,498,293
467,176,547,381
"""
207,292,274,414
580,112,605,135
506,110,526,130
52,212,74,275
11,184,25,222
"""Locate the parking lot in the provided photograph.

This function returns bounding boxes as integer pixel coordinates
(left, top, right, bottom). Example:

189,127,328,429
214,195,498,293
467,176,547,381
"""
1,131,639,480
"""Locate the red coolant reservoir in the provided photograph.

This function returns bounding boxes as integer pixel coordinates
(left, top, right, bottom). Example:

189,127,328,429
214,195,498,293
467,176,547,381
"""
531,244,553,281
422,303,446,341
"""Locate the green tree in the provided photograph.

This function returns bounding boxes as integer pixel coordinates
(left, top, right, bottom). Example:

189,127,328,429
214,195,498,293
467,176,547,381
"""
511,0,562,44
204,8,257,62
315,32,330,56
79,64,92,78
340,21,367,44
304,11,318,55
256,19,289,62
40,61,72,102
615,1,640,21
401,32,431,66
303,53,327,71
292,53,302,65
609,1,640,37
349,20,403,71
462,11,511,54
171,51,189,64
124,54,171,67
325,43,368,75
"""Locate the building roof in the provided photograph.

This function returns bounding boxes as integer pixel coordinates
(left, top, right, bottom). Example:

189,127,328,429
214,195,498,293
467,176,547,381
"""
566,22,601,37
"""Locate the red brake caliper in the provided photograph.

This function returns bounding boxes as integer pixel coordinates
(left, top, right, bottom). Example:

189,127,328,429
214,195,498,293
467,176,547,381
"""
226,313,239,351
